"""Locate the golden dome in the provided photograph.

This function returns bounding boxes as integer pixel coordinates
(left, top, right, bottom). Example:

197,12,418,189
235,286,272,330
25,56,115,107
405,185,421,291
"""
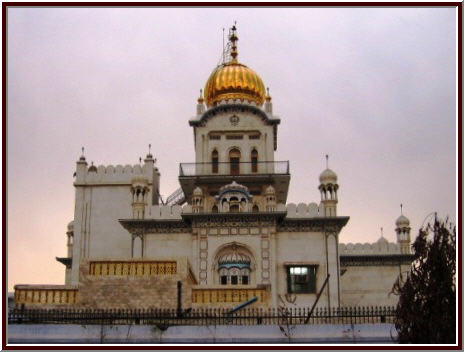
203,25,266,107
204,61,266,107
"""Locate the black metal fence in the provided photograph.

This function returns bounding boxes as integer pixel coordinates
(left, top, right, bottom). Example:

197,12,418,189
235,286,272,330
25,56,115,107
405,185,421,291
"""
8,306,395,326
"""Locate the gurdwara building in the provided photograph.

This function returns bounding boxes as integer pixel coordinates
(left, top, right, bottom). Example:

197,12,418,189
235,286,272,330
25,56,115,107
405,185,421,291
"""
14,26,414,310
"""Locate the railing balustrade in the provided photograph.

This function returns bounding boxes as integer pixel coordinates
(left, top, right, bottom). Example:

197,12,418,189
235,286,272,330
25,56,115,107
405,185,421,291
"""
179,161,290,177
8,306,395,326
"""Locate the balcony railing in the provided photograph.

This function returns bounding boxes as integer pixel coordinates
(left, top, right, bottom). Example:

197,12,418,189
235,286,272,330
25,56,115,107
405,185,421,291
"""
179,161,290,177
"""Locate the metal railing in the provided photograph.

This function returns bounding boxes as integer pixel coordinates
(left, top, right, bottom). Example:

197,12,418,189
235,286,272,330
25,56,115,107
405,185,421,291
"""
179,161,290,177
8,306,395,326
166,187,185,206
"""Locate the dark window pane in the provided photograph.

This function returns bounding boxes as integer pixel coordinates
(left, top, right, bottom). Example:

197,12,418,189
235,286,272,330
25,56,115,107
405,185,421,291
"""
231,276,238,285
230,158,240,175
242,276,249,285
287,265,317,294
220,276,227,285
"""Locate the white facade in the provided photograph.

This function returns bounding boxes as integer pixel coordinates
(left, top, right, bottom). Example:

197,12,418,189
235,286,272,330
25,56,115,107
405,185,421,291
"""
16,27,413,310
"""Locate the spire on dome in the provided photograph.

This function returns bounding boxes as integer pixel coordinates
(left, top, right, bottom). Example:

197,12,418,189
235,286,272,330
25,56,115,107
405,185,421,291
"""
229,22,238,62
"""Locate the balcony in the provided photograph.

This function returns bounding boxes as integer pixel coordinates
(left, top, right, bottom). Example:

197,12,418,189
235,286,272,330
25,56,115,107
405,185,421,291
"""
179,161,290,177
178,161,290,204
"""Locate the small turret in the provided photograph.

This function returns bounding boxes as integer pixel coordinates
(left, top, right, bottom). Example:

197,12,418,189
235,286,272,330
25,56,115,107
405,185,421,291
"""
75,147,88,183
264,87,273,114
66,221,74,258
264,185,276,211
196,89,206,115
88,161,97,173
319,155,338,217
131,176,149,219
395,204,411,254
192,187,204,213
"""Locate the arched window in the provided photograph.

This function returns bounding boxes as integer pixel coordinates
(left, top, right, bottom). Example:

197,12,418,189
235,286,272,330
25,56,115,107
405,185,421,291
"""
212,150,219,174
251,149,258,173
217,247,252,286
229,148,241,175
212,204,218,213
252,204,259,212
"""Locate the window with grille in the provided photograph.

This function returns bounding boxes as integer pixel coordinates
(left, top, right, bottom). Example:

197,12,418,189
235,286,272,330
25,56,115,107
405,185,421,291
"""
286,265,317,294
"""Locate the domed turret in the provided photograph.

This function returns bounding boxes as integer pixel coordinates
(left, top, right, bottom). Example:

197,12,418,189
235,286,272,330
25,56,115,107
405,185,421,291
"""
319,155,339,217
265,185,276,212
395,214,410,228
130,176,149,219
192,186,204,213
395,204,411,254
88,162,97,173
203,25,266,107
319,168,338,185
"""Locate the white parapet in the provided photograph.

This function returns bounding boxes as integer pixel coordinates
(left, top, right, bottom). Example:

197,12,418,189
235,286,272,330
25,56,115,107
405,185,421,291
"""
76,163,154,185
339,237,400,255
285,202,322,218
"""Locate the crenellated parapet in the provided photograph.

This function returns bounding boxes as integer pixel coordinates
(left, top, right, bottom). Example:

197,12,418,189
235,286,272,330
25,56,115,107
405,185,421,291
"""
339,237,400,255
75,163,157,185
285,202,322,218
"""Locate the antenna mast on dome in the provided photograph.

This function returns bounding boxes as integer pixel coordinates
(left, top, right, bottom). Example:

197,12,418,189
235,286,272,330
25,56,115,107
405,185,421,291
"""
218,22,238,66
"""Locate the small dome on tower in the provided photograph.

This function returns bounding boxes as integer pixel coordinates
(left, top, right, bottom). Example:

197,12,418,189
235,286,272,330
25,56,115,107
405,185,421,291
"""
88,162,97,173
67,221,74,232
319,168,338,185
193,186,203,196
265,185,276,195
396,214,410,227
204,63,265,107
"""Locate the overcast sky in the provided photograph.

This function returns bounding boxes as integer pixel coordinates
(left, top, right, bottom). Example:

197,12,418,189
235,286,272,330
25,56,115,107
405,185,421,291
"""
7,7,456,291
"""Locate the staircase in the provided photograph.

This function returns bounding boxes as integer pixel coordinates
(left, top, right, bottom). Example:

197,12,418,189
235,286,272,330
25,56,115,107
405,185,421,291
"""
166,187,186,206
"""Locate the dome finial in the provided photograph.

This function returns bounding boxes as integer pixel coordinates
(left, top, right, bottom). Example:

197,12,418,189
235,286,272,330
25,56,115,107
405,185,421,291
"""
229,22,238,62
400,203,403,215
326,154,329,169
380,227,384,238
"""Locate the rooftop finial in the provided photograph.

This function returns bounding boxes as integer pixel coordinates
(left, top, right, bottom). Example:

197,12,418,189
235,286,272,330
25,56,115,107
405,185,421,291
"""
146,143,153,159
222,27,225,64
400,203,403,215
265,87,272,103
197,89,204,104
325,154,329,169
229,22,238,62
79,146,86,161
380,227,384,238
